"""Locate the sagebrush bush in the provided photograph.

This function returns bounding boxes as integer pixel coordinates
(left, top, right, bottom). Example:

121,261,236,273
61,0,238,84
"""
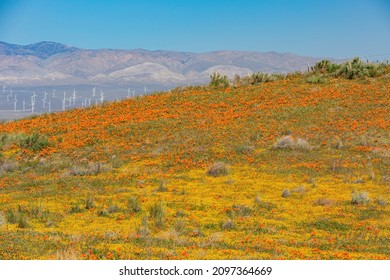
70,162,110,176
221,218,235,230
315,197,334,206
282,189,291,198
0,160,18,173
207,162,229,177
273,135,311,151
375,197,388,206
351,191,369,205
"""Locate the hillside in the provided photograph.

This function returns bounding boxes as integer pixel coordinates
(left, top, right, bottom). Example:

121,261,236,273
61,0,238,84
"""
0,66,389,260
0,41,321,88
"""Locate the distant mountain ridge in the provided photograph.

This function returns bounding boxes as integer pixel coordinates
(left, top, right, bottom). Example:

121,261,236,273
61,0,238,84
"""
0,41,79,59
0,41,323,88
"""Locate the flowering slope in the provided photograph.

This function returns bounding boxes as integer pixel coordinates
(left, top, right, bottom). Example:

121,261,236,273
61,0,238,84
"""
0,72,389,259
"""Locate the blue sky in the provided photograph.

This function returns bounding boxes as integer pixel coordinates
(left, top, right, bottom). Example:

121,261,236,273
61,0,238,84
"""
0,0,389,58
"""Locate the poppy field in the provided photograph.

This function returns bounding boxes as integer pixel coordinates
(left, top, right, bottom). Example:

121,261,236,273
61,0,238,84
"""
0,66,389,259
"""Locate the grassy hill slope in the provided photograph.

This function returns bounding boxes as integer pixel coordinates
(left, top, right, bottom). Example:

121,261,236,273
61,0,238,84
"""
0,66,389,259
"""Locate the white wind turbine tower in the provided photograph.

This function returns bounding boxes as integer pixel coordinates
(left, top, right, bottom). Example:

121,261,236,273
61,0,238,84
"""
48,100,51,112
52,89,56,98
62,91,66,111
100,90,104,103
127,88,131,98
72,89,76,105
88,98,92,106
92,87,96,97
143,86,147,96
42,91,48,108
13,94,18,112
32,91,37,103
31,92,37,113
23,99,26,111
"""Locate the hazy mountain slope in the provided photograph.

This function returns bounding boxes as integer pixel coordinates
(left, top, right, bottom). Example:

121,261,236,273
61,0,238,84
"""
0,41,321,87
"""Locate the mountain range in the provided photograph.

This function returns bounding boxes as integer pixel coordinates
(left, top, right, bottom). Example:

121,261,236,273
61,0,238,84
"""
0,41,322,88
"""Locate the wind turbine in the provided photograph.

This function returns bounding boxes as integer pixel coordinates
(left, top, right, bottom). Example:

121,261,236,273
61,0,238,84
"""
72,89,76,105
23,100,26,111
52,89,56,98
92,87,96,97
62,91,66,111
42,91,48,108
48,100,51,112
31,92,37,113
13,94,18,112
100,90,104,103
32,91,37,103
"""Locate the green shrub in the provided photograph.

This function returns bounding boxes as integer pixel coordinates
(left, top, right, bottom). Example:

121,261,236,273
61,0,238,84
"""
19,133,50,152
70,205,82,213
17,215,30,228
174,219,186,234
254,196,276,210
249,72,284,84
310,58,387,80
156,180,168,192
5,209,19,223
306,75,324,84
149,201,166,228
227,204,252,217
128,197,141,213
137,215,150,237
85,196,95,209
209,72,230,89
5,209,30,228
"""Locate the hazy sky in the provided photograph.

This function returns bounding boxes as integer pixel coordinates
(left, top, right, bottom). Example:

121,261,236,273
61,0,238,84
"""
0,0,389,58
